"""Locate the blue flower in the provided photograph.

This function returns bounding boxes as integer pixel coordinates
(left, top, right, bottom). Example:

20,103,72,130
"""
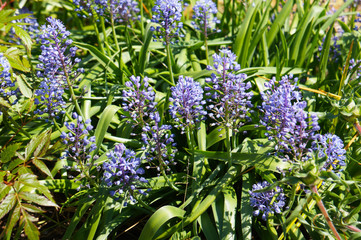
141,112,177,171
249,181,286,220
205,49,253,132
122,75,157,127
169,75,206,133
9,8,39,42
103,143,147,198
150,0,184,45
0,54,18,105
34,17,83,120
60,112,96,168
192,0,219,35
107,0,140,24
260,75,319,161
312,134,346,171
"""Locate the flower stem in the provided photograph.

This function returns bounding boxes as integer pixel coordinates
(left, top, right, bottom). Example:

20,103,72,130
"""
100,16,111,56
92,18,105,54
166,42,175,85
310,185,341,240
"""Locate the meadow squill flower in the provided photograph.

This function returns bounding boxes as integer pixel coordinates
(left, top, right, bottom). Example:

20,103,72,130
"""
312,134,346,171
104,0,140,24
103,143,147,198
150,0,184,45
259,75,320,161
9,8,39,41
122,75,157,127
0,53,18,105
249,181,286,221
169,76,207,133
205,49,253,132
34,17,83,119
60,112,96,168
72,0,106,17
192,0,220,35
141,112,177,171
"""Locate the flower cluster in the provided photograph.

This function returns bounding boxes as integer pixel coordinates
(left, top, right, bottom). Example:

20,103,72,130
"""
249,181,286,220
106,0,140,24
192,0,219,35
60,112,96,168
317,35,341,63
122,75,157,127
260,75,320,161
72,0,106,17
169,76,206,133
150,0,184,45
0,54,18,105
10,8,39,42
142,112,177,171
312,134,346,171
205,49,253,132
34,17,83,119
103,143,147,198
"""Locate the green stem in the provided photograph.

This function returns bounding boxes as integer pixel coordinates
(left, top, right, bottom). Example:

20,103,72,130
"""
225,125,232,167
140,0,144,37
160,169,180,192
92,18,105,54
134,194,155,213
166,42,175,85
100,16,112,56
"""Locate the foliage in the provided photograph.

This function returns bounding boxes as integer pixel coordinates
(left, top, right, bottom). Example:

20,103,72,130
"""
1,0,361,239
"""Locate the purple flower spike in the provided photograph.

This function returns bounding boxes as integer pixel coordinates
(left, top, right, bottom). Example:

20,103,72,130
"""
249,181,286,221
205,49,253,132
34,17,83,120
260,75,320,161
108,0,140,24
150,0,184,45
0,54,19,106
122,75,157,127
60,112,96,168
312,134,346,171
192,0,220,35
141,112,177,171
103,143,147,199
169,76,207,133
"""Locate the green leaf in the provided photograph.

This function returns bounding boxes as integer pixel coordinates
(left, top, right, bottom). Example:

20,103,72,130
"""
21,203,45,214
0,143,21,163
139,206,186,240
18,192,58,208
32,159,53,179
12,25,32,51
318,23,334,84
25,129,51,161
62,198,96,240
74,41,125,77
240,173,252,240
0,193,16,220
220,187,237,240
198,212,219,240
4,204,20,240
0,10,15,23
23,211,40,240
93,105,120,157
0,183,11,200
18,173,56,203
16,74,33,98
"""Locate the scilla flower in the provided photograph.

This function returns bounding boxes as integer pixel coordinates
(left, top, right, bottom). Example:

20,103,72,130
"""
0,53,18,106
192,0,219,35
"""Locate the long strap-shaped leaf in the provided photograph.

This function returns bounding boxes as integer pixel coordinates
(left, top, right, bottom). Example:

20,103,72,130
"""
138,206,186,240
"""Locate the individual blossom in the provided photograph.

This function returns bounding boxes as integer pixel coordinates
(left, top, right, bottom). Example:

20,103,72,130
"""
312,134,346,171
9,8,39,42
103,143,147,199
259,74,320,161
60,112,96,169
141,112,177,172
0,53,18,104
249,181,286,221
150,0,184,45
192,0,220,35
169,76,207,133
122,75,157,128
34,17,83,119
205,49,253,132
